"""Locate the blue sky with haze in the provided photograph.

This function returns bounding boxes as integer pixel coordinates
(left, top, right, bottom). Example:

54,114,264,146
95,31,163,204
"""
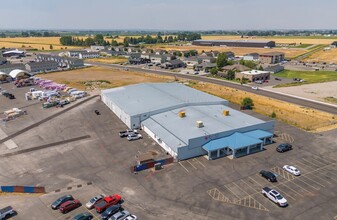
1,0,336,30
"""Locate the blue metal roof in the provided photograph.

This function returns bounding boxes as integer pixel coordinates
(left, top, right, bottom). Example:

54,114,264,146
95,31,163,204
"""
244,130,273,139
202,132,263,152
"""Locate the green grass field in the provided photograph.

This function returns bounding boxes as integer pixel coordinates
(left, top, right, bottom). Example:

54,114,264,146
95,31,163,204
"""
274,69,337,87
294,44,313,48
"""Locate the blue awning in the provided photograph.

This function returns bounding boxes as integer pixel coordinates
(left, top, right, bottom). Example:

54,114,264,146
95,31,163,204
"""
202,132,263,152
244,130,273,139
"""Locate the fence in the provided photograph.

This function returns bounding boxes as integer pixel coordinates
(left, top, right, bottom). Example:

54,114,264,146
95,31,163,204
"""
1,186,46,194
132,157,174,172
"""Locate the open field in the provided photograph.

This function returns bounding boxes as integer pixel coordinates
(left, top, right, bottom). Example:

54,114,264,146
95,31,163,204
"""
304,48,337,63
147,44,305,58
0,37,84,50
202,35,336,45
86,56,128,64
274,70,337,87
39,66,174,90
190,81,337,132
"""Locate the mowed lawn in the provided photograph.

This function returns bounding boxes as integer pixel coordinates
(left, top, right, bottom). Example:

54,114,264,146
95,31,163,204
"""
274,70,337,87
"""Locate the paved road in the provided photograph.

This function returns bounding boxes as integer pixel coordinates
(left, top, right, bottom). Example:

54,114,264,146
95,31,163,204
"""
86,62,337,115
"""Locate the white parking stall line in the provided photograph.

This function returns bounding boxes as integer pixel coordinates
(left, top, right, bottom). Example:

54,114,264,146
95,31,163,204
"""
178,162,189,173
193,158,206,168
187,160,197,170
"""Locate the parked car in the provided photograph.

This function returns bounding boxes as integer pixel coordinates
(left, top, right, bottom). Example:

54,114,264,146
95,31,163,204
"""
119,130,138,138
124,215,137,220
276,143,292,153
51,195,74,209
283,165,301,176
94,194,122,214
73,212,93,220
255,80,263,84
262,187,288,207
101,204,122,220
251,86,259,90
127,133,143,141
0,206,15,219
259,170,277,182
109,210,130,220
275,77,282,81
86,194,105,209
59,199,81,214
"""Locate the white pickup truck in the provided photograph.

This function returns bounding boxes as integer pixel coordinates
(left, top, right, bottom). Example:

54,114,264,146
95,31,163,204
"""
262,187,288,207
0,206,15,219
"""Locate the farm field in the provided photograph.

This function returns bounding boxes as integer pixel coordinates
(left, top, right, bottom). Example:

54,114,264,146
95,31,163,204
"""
191,81,337,132
0,37,83,50
202,35,336,45
303,48,337,63
274,69,337,87
147,44,306,58
39,66,174,90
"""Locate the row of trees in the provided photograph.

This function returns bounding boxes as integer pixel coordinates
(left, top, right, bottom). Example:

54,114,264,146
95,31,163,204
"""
21,31,60,37
60,34,119,46
123,33,201,46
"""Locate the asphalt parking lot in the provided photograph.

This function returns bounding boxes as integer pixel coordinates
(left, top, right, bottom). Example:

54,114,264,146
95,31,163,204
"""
0,81,337,220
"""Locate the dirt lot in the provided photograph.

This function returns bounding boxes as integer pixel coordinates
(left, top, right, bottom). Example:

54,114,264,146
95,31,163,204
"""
86,57,128,64
39,66,174,90
202,35,336,45
191,81,337,132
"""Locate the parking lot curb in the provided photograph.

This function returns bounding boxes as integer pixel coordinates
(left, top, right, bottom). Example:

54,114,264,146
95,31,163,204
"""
53,182,93,194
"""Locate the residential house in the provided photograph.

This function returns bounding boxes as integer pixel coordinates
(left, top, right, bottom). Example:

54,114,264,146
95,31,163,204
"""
243,53,260,61
129,57,148,65
183,56,200,69
222,64,250,72
140,53,151,59
163,59,186,69
141,48,153,54
36,54,84,68
223,51,235,59
90,45,106,51
25,61,58,73
79,52,100,59
195,62,217,72
197,56,216,63
66,50,86,58
112,46,125,52
154,49,167,55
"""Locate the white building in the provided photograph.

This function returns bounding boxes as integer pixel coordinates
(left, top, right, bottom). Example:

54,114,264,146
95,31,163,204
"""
101,83,274,160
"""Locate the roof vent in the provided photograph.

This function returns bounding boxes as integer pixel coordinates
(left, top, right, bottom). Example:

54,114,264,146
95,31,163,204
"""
179,111,186,118
196,121,204,128
223,110,229,116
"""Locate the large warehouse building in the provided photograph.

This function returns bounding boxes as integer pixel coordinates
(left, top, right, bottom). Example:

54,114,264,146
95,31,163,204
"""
192,40,276,48
101,83,274,160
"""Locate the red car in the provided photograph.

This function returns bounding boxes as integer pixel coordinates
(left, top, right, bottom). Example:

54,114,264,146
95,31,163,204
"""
59,199,81,214
94,194,122,213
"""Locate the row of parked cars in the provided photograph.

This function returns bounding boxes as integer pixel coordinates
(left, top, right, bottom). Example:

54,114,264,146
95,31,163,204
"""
259,143,299,207
119,129,143,141
51,194,137,220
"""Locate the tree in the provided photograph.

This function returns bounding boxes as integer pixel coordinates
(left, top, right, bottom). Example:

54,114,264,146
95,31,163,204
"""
216,53,228,69
227,69,235,80
43,31,50,37
241,97,254,109
210,68,218,75
42,47,44,50
21,32,29,37
271,111,276,118
49,44,53,50
258,65,264,71
60,36,73,45
84,37,95,46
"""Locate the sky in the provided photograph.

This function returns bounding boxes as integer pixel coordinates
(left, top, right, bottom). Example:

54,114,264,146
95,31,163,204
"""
1,0,337,30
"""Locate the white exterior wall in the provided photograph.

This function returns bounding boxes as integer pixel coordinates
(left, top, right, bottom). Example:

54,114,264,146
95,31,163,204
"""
142,124,178,159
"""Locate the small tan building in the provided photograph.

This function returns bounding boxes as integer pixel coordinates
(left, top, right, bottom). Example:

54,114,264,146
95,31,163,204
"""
259,52,285,64
235,70,270,82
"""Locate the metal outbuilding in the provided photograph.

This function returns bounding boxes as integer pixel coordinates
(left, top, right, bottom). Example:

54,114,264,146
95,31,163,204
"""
101,83,275,160
9,69,30,79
